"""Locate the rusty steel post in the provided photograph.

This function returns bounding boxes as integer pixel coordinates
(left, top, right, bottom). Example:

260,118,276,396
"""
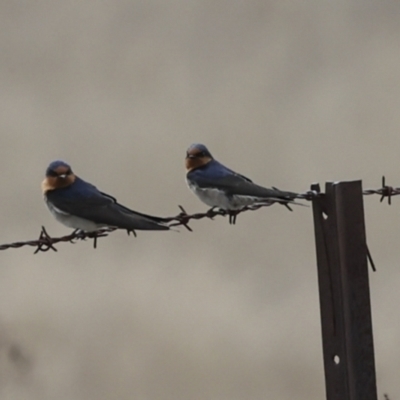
311,181,377,400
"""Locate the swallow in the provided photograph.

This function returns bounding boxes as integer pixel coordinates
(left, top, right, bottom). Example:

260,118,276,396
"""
42,160,170,234
185,144,303,223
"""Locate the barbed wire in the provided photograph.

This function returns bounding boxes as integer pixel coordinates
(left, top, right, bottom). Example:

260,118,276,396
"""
362,176,400,204
1,176,399,253
0,203,282,253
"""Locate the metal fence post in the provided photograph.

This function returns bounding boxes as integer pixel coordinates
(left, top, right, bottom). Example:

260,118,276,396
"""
311,181,377,400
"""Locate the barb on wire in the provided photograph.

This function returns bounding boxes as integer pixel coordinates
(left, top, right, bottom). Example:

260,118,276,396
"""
0,176,398,253
297,176,400,204
363,176,400,204
0,226,114,254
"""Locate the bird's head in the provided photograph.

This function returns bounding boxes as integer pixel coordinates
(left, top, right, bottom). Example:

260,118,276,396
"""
185,144,213,171
41,160,76,193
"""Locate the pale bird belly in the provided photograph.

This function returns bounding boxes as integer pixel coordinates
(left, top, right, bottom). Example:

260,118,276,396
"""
46,202,106,231
188,181,266,210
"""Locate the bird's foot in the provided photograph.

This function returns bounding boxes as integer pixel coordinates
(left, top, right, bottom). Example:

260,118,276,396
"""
72,229,87,240
228,210,241,225
126,229,137,237
206,206,221,219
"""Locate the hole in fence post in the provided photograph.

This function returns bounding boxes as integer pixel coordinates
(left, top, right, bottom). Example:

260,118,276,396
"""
333,355,340,365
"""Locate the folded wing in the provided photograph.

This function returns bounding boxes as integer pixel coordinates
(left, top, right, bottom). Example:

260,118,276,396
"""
191,173,298,202
46,188,169,231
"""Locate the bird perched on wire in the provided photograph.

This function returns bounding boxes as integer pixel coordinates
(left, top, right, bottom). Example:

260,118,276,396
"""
42,160,170,235
185,144,303,223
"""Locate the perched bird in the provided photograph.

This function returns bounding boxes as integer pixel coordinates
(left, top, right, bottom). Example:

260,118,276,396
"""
42,160,170,234
185,144,302,223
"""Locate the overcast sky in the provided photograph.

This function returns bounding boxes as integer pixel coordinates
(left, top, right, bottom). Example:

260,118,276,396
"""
0,1,399,399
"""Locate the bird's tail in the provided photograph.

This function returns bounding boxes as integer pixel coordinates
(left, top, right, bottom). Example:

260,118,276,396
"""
266,187,308,211
114,204,171,230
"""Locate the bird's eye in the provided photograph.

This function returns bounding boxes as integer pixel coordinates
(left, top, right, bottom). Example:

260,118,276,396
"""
197,152,204,157
48,170,59,177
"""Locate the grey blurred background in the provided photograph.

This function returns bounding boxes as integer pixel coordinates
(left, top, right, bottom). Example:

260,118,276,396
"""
0,1,399,399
